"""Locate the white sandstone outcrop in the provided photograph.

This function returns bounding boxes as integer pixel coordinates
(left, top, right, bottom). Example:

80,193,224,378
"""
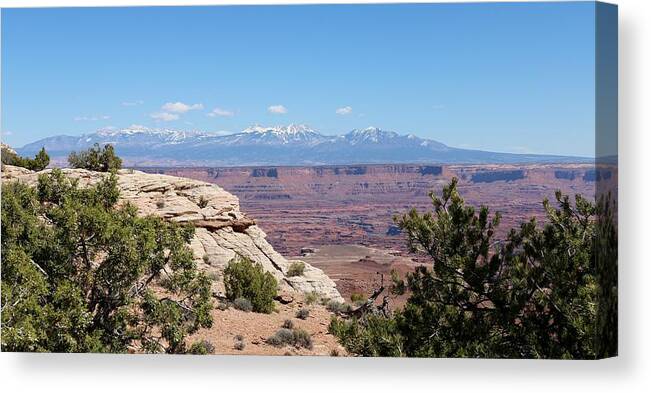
1,165,343,302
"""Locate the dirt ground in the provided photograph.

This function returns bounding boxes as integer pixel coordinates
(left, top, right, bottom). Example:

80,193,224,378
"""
187,292,348,357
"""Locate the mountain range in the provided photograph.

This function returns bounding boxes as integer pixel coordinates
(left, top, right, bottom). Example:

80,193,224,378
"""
16,124,589,167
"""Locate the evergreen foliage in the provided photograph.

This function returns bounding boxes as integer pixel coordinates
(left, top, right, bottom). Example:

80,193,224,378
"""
223,257,278,314
330,178,618,359
1,146,50,171
1,169,213,353
68,143,122,172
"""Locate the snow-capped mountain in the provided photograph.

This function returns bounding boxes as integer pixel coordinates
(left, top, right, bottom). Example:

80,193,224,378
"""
17,124,585,166
221,124,328,146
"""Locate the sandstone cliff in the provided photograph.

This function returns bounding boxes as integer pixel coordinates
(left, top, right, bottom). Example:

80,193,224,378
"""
1,165,343,302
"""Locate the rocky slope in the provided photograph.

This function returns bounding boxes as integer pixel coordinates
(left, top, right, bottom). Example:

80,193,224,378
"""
0,164,343,303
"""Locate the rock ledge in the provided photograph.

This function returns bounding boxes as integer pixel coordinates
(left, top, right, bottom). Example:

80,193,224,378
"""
1,165,343,302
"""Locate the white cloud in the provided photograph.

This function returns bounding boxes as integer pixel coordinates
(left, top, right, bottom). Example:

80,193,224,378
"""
336,106,353,115
122,100,144,106
150,112,180,122
74,115,111,121
267,105,288,114
208,107,235,117
161,101,204,114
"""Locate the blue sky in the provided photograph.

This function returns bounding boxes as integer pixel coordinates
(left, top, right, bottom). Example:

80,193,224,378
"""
2,2,596,156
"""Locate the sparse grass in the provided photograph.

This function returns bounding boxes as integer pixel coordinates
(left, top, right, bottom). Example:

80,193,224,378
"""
287,261,305,277
282,319,294,329
304,291,319,305
233,297,253,312
295,308,309,320
326,300,352,314
350,292,365,303
206,271,219,281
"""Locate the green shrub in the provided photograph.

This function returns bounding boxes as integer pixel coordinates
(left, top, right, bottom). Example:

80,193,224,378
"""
223,257,278,314
329,315,402,357
304,291,319,305
68,143,122,172
233,297,253,312
287,261,305,277
1,146,50,171
188,340,215,355
1,169,212,353
296,308,310,320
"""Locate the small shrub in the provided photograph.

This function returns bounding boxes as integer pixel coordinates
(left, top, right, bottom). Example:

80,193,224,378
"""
224,257,278,314
330,348,340,357
327,300,352,314
156,200,166,209
304,291,319,305
68,143,122,172
267,328,313,350
282,319,294,329
217,301,229,311
267,328,294,347
234,340,246,351
296,308,310,320
206,271,219,281
287,261,305,277
188,340,215,355
198,196,209,208
233,297,253,312
234,334,244,341
291,329,313,350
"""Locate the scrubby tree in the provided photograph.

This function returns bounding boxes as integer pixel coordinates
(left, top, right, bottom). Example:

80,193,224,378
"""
1,169,212,353
330,178,618,359
1,146,50,171
68,143,122,172
223,257,278,314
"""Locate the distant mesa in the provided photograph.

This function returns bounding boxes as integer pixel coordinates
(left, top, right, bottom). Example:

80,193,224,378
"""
17,124,590,167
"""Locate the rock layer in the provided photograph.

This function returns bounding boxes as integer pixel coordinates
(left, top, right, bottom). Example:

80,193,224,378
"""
1,165,343,302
